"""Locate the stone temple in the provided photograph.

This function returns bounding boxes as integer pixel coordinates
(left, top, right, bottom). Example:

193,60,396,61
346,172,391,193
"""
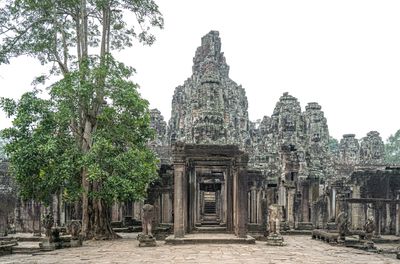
1,31,400,248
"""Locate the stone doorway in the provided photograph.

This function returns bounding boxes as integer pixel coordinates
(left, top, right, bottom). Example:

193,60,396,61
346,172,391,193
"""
172,143,248,239
199,177,222,226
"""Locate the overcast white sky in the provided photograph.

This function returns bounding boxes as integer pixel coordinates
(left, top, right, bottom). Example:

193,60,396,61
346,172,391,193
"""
1,0,399,141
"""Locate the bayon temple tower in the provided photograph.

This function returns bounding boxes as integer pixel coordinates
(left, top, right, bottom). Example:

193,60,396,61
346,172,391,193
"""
1,31,399,243
144,30,400,240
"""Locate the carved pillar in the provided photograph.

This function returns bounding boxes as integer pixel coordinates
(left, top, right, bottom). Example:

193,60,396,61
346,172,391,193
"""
226,166,233,231
235,158,248,238
374,204,382,238
221,180,226,224
250,185,257,223
257,188,263,224
385,203,391,234
188,164,195,233
287,188,295,229
396,191,400,236
196,181,201,223
162,192,172,223
173,162,186,238
301,184,310,222
332,187,336,219
133,201,143,220
278,185,286,207
351,185,362,230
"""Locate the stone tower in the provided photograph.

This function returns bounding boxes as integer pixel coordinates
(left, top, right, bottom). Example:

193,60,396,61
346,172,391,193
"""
168,31,250,146
359,131,385,165
339,134,360,165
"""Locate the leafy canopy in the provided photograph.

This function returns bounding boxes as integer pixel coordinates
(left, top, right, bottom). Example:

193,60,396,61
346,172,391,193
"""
1,55,159,205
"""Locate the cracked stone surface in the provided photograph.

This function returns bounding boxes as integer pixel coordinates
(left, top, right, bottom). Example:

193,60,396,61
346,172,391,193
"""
1,235,398,264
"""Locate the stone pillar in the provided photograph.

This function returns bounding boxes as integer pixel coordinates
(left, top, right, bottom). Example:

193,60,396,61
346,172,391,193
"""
301,185,310,222
187,166,195,233
216,189,221,221
236,166,248,238
278,185,286,207
221,180,226,224
351,185,362,230
200,191,204,218
374,204,382,238
174,163,186,238
332,188,336,219
161,192,172,223
250,185,257,223
396,191,400,236
287,188,295,229
257,188,263,224
133,201,143,220
196,182,201,223
385,203,391,234
226,167,233,232
0,214,7,236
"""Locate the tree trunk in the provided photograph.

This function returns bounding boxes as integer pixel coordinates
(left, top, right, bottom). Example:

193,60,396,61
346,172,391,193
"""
93,196,120,240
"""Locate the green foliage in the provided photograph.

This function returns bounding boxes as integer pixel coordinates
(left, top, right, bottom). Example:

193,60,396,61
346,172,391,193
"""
1,56,158,205
0,0,163,68
385,129,400,164
1,92,81,204
1,0,163,236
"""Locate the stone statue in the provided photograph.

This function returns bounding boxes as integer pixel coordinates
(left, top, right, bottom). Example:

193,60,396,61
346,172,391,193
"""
138,204,156,247
42,213,54,241
266,204,285,246
336,212,349,238
142,204,154,237
364,218,374,240
268,204,281,235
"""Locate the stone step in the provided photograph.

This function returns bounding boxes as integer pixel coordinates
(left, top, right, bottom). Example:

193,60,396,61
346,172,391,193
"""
12,242,42,255
195,222,225,227
0,236,44,242
165,234,256,245
193,226,228,233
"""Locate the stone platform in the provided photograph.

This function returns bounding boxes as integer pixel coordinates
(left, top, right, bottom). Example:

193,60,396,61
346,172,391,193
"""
165,233,255,245
2,235,400,263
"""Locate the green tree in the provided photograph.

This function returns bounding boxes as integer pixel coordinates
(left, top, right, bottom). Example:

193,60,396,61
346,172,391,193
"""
385,129,400,164
0,0,163,239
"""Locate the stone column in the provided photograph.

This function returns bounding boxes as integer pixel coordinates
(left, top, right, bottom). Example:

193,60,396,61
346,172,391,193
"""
133,201,143,220
196,182,201,223
226,166,233,232
174,163,186,238
374,204,382,238
221,180,226,224
278,185,286,207
236,166,248,238
287,188,295,229
351,185,362,230
332,188,336,219
385,203,391,234
187,165,195,233
250,185,257,223
162,192,172,223
257,188,263,224
301,184,310,223
396,191,400,236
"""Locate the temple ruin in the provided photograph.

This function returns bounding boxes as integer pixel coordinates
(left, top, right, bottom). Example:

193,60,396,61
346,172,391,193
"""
1,31,400,248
